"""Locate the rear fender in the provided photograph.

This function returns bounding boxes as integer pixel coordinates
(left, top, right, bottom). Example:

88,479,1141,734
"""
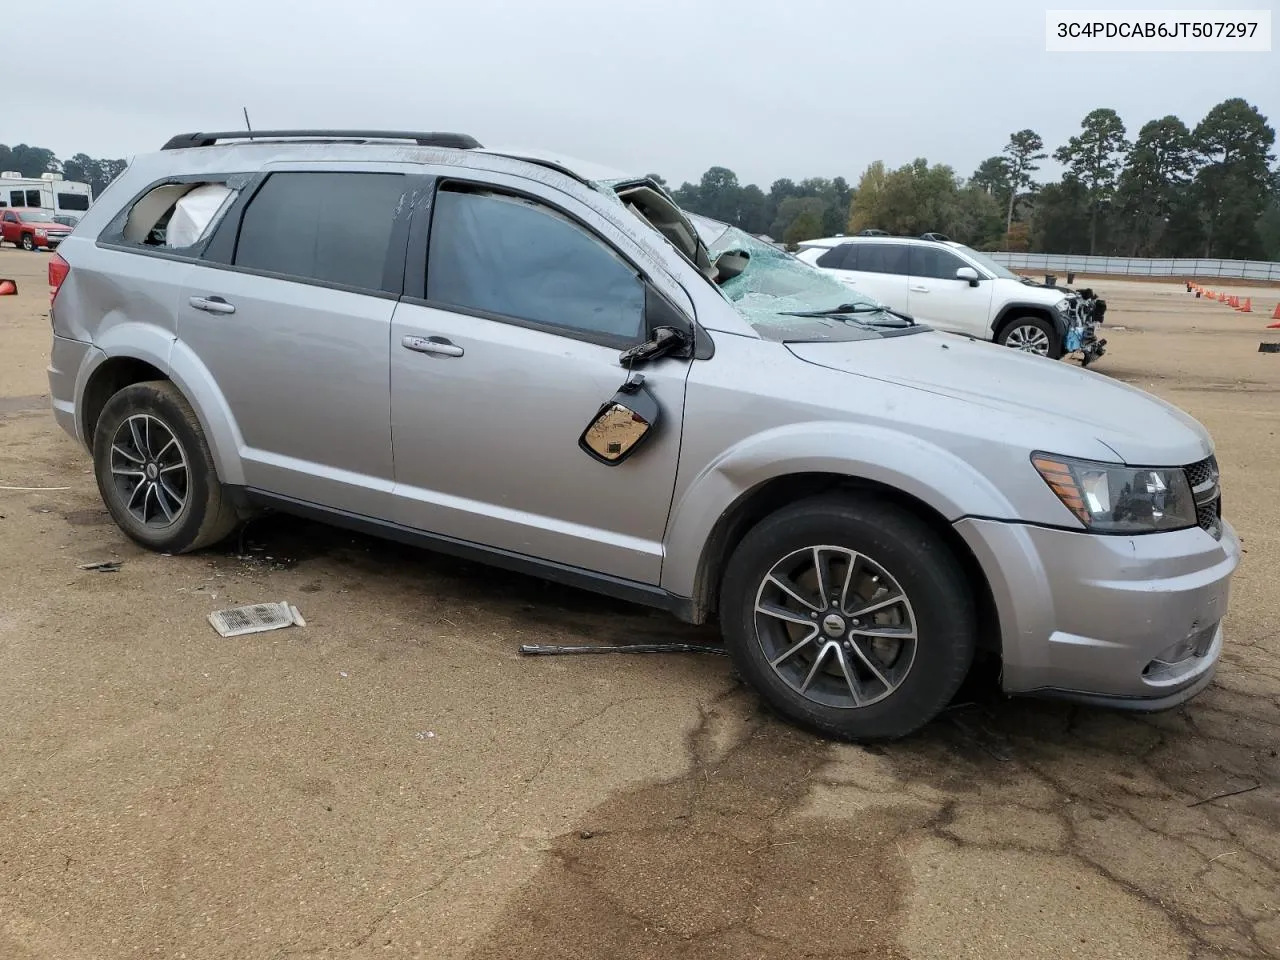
84,324,245,485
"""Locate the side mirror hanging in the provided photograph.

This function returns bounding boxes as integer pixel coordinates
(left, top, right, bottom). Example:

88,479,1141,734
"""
578,373,662,466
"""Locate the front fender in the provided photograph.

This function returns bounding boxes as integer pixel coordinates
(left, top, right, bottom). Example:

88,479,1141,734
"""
995,301,1067,340
659,421,1019,598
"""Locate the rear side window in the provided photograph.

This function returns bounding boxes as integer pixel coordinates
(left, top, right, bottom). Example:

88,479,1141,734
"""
909,246,968,280
856,244,908,275
113,180,240,250
815,244,854,269
232,172,408,292
426,186,645,343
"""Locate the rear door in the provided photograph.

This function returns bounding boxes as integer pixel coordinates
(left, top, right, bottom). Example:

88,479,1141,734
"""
388,174,694,585
906,245,994,337
177,165,421,518
846,243,910,311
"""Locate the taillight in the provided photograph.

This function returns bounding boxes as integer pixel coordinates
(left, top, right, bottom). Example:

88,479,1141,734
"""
49,252,70,307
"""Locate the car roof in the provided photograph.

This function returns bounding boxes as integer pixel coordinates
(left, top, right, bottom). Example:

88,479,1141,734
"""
151,131,639,189
803,235,952,248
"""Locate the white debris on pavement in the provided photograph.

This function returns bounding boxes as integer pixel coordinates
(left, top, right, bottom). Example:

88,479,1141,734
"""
208,601,306,638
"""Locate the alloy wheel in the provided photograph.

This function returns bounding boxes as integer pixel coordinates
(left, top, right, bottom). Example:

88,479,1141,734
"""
1005,324,1051,355
109,414,190,528
753,545,917,709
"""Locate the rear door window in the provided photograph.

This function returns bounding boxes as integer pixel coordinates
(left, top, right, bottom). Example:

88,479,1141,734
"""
815,244,854,269
233,172,410,293
856,244,908,275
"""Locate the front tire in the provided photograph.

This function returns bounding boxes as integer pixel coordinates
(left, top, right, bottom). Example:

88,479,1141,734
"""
20,233,36,252
996,316,1060,359
92,380,239,553
719,494,976,741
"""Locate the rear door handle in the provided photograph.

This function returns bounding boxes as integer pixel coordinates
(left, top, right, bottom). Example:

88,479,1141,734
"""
909,285,929,293
189,295,236,315
402,335,464,358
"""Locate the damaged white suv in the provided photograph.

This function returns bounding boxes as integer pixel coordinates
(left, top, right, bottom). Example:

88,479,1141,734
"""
47,130,1233,741
795,234,1107,364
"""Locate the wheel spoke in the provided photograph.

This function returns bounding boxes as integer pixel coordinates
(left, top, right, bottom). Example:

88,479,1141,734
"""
799,642,832,692
766,573,823,612
846,640,894,691
849,624,917,641
159,463,186,475
846,593,905,619
153,482,176,522
833,646,864,706
129,418,146,459
126,478,146,510
756,601,818,628
144,417,153,459
770,631,818,668
812,547,831,602
154,436,178,461
837,551,858,613
158,476,186,512
112,443,144,464
112,467,146,479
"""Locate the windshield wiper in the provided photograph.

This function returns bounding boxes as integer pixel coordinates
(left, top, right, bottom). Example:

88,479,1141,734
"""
780,304,916,326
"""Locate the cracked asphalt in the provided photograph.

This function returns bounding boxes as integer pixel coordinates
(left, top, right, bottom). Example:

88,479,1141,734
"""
2,247,1278,959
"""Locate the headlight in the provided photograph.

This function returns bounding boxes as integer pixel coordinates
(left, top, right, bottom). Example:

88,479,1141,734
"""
35,228,48,237
1032,453,1197,533
1053,298,1071,313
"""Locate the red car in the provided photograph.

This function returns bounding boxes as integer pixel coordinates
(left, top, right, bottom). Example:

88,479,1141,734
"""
0,207,73,251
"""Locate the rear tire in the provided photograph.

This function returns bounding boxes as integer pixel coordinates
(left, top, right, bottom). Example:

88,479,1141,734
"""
92,380,239,553
719,494,976,741
996,316,1060,359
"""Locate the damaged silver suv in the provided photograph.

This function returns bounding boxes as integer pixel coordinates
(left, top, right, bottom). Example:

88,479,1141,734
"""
47,130,1240,741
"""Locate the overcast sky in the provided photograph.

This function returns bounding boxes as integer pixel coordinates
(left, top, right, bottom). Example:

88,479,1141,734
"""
8,0,1277,188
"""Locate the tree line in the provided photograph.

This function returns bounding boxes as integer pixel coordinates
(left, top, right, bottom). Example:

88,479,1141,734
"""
655,97,1279,260
5,97,1277,259
0,143,128,203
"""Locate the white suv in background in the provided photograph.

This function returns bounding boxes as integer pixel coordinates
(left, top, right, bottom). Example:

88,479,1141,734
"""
796,234,1088,360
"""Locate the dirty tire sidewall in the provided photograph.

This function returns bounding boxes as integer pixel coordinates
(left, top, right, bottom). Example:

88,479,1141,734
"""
720,494,976,742
93,380,237,554
998,315,1062,359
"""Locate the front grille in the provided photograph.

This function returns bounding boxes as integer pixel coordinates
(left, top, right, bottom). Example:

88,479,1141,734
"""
1184,455,1222,540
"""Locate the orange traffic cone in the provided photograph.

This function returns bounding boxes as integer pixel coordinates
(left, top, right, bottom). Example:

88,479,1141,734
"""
0,279,16,296
1238,299,1252,313
1272,302,1280,320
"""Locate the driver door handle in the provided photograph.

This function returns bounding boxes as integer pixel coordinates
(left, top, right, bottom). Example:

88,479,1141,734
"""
402,335,464,358
189,295,236,315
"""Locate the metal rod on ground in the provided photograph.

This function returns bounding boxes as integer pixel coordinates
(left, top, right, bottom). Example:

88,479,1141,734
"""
519,643,727,656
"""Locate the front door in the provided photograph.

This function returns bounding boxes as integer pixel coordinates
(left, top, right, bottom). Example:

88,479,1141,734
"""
906,245,995,337
389,179,692,585
177,168,417,517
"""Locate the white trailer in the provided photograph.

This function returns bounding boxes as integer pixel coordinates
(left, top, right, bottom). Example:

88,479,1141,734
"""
0,171,93,219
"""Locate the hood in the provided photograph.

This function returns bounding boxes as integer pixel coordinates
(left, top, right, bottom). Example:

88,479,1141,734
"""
787,331,1212,466
29,221,70,232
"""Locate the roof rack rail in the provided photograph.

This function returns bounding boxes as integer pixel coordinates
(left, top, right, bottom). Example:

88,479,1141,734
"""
161,130,483,151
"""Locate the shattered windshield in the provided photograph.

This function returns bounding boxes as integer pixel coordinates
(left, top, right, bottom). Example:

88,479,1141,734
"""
687,215,898,335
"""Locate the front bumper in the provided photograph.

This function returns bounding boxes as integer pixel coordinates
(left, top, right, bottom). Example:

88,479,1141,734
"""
954,517,1240,709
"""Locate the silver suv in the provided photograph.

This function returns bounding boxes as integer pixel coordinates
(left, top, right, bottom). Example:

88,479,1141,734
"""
46,130,1240,741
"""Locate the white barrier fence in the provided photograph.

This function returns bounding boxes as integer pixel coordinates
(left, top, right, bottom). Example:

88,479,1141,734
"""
988,252,1280,282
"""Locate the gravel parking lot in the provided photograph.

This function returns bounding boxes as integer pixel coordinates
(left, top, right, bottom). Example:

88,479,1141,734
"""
2,246,1278,960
